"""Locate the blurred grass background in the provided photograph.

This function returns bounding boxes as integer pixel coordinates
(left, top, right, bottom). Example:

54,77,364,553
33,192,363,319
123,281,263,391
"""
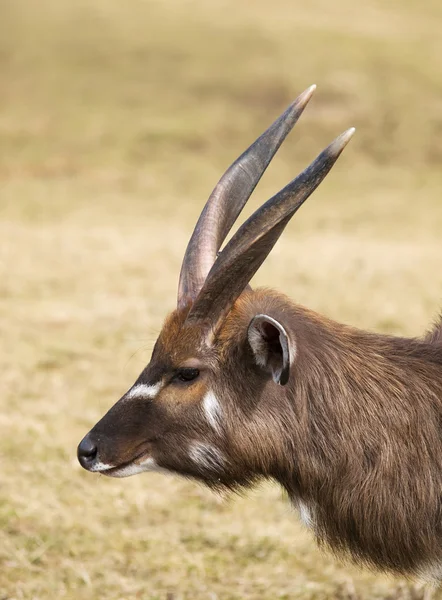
1,0,442,598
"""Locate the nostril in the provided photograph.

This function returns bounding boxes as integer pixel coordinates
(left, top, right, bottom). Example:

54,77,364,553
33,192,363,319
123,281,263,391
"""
77,435,98,465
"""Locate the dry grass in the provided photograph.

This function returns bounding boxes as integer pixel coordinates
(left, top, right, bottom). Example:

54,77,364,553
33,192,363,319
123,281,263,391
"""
1,0,442,598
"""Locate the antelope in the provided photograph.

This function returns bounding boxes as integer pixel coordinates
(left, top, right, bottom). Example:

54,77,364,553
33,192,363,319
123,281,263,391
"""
78,85,442,579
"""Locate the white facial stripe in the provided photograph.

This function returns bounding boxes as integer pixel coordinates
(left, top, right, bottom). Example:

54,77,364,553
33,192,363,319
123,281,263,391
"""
189,442,226,473
124,382,163,401
203,390,223,433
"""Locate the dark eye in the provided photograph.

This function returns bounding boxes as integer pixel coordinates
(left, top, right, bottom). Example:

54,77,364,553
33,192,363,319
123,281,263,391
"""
175,368,200,383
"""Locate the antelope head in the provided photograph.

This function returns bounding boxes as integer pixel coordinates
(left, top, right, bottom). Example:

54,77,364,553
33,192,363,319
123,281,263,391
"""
77,85,354,488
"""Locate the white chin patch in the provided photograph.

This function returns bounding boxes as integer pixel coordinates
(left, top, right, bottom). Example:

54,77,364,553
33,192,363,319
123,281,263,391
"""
87,460,115,473
98,457,168,478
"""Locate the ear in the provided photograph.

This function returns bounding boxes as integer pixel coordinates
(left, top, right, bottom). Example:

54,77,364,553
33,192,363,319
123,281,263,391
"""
247,314,293,385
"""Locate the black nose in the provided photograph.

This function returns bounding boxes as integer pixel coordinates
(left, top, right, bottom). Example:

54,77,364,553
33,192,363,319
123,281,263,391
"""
77,434,98,469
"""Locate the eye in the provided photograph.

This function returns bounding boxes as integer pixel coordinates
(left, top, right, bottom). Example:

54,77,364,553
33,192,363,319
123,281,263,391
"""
175,368,200,383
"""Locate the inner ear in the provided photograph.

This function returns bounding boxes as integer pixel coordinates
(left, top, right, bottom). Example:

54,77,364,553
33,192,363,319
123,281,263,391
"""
247,314,292,385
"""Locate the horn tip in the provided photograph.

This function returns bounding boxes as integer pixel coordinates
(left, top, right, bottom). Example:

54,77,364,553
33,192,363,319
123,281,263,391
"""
328,127,356,157
286,85,317,117
340,126,356,148
294,84,317,108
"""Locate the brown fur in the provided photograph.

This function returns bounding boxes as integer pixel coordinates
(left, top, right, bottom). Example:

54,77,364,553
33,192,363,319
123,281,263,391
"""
79,287,442,578
218,290,442,576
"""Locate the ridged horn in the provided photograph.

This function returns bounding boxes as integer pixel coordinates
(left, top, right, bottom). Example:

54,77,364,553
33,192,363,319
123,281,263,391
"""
177,85,317,308
185,127,356,329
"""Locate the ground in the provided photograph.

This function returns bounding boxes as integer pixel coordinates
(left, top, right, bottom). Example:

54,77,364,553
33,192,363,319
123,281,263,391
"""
1,1,442,598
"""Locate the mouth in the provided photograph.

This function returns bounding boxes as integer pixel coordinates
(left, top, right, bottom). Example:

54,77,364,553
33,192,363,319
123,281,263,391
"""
93,451,153,478
99,462,140,478
89,452,154,477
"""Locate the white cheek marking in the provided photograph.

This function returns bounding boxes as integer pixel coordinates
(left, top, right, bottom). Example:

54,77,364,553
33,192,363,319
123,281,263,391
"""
189,442,226,473
124,382,163,401
203,390,223,433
